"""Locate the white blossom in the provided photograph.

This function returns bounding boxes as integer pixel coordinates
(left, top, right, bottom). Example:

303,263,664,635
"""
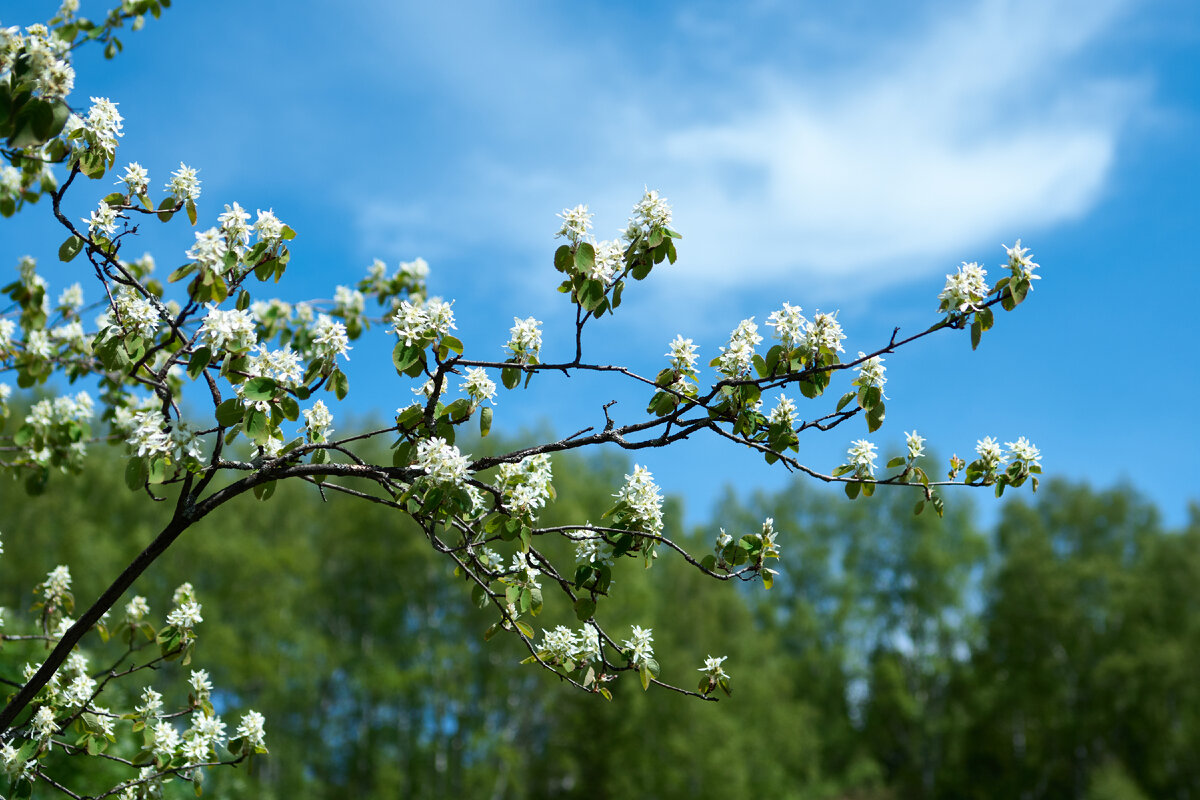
414,437,470,487
623,188,672,243
136,686,163,717
498,453,554,517
622,624,654,665
800,311,846,356
116,162,149,195
42,564,71,602
253,208,284,244
590,239,624,283
555,204,592,244
189,669,213,699
854,352,888,398
716,318,762,378
84,201,119,237
975,436,1005,469
939,261,990,313
218,202,251,249
540,625,579,662
311,314,351,360
186,227,228,271
614,465,664,537
906,430,926,461
767,302,807,350
1004,239,1041,284
698,654,729,680
666,335,698,374
505,317,542,364
1005,436,1041,467
848,439,877,478
235,710,267,750
199,304,257,353
768,395,797,428
166,163,201,202
167,600,203,629
303,400,334,442
463,367,497,407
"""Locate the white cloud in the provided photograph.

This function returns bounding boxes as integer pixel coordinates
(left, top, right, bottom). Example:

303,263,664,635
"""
353,0,1145,302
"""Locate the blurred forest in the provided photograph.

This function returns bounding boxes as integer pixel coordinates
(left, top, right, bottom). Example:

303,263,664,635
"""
2,423,1198,800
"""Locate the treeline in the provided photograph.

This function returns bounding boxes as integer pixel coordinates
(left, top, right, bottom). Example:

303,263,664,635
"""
1,437,1197,799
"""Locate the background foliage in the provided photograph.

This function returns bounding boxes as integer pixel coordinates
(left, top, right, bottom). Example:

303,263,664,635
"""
3,417,1195,800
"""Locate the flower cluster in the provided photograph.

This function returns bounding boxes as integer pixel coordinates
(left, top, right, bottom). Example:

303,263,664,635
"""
613,465,664,538
497,453,554,518
768,395,797,428
767,302,806,351
166,163,201,203
2,23,74,100
414,437,471,488
303,400,334,443
462,367,497,407
506,551,541,589
555,204,593,245
199,305,257,353
622,624,654,666
80,97,123,157
505,316,543,365
126,411,206,464
111,287,160,339
854,352,888,398
847,439,878,478
800,311,846,358
622,189,673,243
939,261,989,313
715,318,762,379
186,227,228,272
906,430,926,461
390,298,456,347
1004,240,1040,284
538,624,603,666
310,314,352,361
117,162,149,195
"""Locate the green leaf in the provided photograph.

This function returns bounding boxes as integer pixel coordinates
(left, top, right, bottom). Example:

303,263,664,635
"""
440,334,464,355
168,262,197,282
156,196,176,222
279,395,300,422
886,456,906,469
845,481,861,500
58,235,85,263
243,408,269,444
185,198,198,226
501,366,520,390
574,597,596,621
392,341,422,374
866,401,885,433
553,244,573,272
125,456,147,491
242,376,278,402
187,347,211,379
329,369,349,400
480,405,493,437
574,242,595,274
639,663,652,691
215,399,243,427
514,620,534,639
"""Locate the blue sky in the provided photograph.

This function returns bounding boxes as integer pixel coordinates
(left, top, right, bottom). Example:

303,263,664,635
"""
5,0,1198,527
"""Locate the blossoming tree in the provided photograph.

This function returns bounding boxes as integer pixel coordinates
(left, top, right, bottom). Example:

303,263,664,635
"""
0,2,1043,797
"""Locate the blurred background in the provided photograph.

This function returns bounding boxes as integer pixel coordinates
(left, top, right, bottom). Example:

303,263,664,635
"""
2,0,1199,797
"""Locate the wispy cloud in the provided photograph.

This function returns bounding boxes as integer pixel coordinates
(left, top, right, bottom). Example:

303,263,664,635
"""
352,0,1145,302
